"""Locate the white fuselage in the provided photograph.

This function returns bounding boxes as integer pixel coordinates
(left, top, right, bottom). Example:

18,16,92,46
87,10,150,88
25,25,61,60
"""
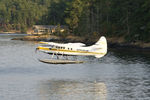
37,36,107,58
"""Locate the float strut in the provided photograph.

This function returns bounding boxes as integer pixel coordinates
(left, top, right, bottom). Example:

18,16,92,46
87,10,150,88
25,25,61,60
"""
51,53,54,59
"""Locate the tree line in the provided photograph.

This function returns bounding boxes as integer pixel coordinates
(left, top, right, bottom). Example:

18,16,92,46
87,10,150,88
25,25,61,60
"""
0,0,149,42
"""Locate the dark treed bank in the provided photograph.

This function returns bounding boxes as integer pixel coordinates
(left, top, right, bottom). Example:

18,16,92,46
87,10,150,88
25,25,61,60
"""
11,34,150,50
0,0,150,44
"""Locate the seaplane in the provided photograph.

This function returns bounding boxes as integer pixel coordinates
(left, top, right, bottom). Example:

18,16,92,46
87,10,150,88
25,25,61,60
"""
36,36,107,64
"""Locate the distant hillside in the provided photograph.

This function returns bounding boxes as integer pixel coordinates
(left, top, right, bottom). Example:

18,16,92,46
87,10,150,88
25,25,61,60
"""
0,0,150,43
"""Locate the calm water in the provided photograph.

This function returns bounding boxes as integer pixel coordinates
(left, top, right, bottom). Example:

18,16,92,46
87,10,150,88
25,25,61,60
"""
0,34,150,100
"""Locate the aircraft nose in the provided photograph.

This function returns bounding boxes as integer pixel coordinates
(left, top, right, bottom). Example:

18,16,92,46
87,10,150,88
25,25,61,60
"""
36,46,40,50
36,47,39,50
36,46,41,51
35,47,40,52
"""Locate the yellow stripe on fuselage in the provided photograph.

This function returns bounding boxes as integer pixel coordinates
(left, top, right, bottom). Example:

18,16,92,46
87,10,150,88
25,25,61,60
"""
37,46,105,55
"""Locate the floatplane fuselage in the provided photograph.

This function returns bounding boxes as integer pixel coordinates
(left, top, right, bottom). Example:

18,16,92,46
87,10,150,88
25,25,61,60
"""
36,36,107,58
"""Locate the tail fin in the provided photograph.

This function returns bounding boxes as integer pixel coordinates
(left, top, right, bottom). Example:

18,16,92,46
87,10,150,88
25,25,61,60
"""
93,36,107,58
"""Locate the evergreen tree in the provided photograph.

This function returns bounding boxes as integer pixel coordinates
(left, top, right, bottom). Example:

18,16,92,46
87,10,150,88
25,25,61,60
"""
65,0,83,33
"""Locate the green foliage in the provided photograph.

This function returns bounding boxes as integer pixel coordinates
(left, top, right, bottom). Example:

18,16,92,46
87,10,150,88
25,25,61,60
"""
0,0,150,42
65,0,83,32
21,24,27,33
0,0,47,31
69,0,150,42
53,24,69,38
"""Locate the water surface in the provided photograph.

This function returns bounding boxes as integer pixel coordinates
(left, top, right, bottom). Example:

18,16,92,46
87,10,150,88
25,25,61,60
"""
0,34,150,100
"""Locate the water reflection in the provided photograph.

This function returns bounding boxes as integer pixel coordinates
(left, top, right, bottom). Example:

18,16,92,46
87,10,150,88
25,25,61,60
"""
110,48,150,64
38,80,107,100
0,34,150,100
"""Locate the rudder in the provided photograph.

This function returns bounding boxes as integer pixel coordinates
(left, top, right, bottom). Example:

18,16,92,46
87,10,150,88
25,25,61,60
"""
94,36,107,58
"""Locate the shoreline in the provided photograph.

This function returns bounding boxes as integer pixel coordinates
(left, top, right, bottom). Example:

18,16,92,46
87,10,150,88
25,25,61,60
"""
108,42,150,50
107,37,150,50
0,31,22,34
11,34,150,50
